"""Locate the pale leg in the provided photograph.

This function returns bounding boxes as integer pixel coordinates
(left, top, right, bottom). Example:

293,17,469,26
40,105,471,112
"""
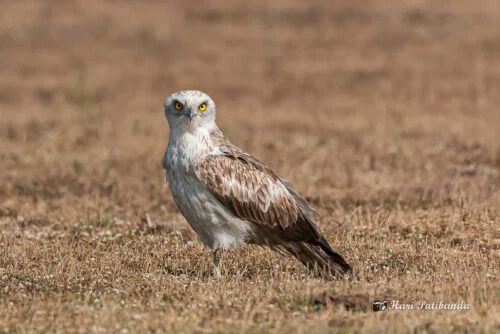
212,248,222,277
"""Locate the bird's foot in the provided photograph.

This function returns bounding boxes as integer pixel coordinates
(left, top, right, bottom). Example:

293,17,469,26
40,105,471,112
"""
212,265,222,278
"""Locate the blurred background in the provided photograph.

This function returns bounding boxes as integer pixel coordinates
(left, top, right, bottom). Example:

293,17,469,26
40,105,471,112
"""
0,1,499,332
1,0,499,221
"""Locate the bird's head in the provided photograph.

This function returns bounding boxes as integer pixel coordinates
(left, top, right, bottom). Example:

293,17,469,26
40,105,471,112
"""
164,90,216,133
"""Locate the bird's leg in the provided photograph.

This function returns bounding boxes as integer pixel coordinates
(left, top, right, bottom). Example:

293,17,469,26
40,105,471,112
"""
212,248,222,278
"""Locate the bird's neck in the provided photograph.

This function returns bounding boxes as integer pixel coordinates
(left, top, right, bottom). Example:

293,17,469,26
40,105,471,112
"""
167,125,222,167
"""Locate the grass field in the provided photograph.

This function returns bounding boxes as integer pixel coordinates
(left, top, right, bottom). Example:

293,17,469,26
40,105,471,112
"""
0,0,499,332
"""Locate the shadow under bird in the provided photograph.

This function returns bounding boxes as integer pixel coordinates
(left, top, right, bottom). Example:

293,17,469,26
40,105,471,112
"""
162,90,351,279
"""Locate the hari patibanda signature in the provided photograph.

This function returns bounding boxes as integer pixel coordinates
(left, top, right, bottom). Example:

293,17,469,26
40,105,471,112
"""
388,300,471,311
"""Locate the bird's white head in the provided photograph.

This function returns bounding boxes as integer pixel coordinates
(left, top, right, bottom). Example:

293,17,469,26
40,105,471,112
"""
164,90,216,134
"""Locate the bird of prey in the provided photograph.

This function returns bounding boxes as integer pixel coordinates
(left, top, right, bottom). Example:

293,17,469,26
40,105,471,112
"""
162,90,351,279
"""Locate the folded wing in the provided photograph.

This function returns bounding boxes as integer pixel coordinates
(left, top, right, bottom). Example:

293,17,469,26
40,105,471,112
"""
194,144,322,242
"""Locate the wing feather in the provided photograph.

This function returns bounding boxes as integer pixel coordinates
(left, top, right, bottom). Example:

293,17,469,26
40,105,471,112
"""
194,135,322,242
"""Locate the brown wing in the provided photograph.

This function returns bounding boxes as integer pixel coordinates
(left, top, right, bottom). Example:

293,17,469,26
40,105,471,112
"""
194,135,322,242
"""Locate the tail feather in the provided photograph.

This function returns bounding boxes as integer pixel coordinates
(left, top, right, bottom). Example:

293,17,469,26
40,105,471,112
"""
283,240,351,279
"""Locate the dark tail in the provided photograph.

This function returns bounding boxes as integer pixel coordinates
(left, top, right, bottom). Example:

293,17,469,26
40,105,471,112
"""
283,237,351,279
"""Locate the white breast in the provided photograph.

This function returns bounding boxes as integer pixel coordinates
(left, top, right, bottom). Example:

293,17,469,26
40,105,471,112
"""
164,130,254,250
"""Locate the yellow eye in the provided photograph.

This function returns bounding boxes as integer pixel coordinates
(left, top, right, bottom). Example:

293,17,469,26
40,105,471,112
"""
174,102,183,110
199,103,207,112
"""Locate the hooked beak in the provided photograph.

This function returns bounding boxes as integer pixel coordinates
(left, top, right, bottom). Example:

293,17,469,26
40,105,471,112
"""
184,108,198,122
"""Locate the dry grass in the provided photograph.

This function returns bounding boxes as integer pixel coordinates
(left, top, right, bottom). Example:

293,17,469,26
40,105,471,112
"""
0,0,499,332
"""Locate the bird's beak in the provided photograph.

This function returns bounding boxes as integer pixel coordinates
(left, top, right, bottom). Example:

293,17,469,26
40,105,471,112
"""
185,108,198,122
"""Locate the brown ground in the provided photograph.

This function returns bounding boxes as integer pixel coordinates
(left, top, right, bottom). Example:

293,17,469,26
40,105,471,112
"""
0,0,499,332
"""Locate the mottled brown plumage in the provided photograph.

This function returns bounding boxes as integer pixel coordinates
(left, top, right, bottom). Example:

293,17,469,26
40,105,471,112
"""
195,129,321,242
